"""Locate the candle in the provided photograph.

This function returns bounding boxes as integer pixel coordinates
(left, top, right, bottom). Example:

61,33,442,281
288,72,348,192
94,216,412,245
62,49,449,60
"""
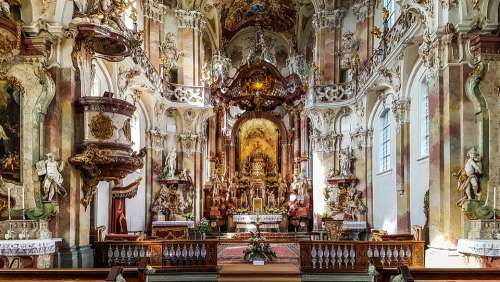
7,186,10,221
22,185,25,219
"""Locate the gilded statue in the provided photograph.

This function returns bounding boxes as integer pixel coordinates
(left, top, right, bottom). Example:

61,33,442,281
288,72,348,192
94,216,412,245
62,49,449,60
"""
36,153,67,202
455,147,483,207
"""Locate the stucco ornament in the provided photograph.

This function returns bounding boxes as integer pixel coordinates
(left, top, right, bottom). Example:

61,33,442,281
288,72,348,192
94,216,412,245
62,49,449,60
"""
36,153,67,202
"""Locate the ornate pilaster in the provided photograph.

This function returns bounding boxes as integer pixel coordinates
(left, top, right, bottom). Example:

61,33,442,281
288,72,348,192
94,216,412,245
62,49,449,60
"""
307,108,338,153
391,97,411,130
175,10,206,30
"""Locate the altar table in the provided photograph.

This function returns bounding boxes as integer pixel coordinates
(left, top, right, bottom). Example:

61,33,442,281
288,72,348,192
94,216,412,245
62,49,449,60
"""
152,221,194,240
232,214,283,232
0,238,62,268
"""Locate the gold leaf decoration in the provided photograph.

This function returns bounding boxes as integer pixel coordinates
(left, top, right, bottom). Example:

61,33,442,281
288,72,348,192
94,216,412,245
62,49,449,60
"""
89,112,116,140
122,118,131,142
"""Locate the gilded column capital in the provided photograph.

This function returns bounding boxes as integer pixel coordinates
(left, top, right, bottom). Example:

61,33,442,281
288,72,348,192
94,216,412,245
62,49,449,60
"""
175,9,206,30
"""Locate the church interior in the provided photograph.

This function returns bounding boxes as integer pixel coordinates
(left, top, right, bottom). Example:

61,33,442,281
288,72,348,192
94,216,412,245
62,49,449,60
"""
0,0,499,281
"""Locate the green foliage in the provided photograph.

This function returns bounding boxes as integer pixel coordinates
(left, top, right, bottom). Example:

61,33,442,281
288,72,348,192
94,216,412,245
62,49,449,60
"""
25,203,59,220
196,218,210,234
243,231,277,263
183,212,194,221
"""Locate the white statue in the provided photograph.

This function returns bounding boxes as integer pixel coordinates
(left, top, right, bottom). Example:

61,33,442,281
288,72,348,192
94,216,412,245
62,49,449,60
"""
163,149,176,178
277,176,287,205
0,124,7,141
456,147,483,206
36,153,67,202
292,171,307,201
339,148,353,176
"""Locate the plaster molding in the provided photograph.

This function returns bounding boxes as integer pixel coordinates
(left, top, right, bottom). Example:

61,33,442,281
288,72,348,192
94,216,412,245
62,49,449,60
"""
312,9,345,31
175,9,206,30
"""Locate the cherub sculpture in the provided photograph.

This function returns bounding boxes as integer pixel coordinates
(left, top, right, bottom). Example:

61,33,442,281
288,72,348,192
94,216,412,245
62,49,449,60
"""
455,147,483,207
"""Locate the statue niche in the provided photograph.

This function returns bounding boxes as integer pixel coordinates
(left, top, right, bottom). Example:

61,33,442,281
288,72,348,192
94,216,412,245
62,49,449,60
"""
0,79,21,183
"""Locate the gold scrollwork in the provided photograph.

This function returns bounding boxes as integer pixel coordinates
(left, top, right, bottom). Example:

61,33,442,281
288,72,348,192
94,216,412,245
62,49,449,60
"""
89,112,116,140
122,118,131,142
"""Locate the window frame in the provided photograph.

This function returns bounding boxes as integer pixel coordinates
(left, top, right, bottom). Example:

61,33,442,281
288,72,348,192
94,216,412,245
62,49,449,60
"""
379,109,391,173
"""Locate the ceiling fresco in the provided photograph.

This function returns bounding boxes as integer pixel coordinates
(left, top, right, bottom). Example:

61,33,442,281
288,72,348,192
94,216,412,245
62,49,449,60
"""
222,0,296,35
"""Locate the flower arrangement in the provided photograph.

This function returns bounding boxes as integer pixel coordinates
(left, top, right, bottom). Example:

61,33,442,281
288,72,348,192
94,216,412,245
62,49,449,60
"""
243,231,277,263
265,207,287,215
234,208,249,215
196,218,210,235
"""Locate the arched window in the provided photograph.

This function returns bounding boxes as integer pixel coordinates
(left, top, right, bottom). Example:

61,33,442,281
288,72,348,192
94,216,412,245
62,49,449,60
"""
379,109,391,172
420,82,429,156
383,0,395,28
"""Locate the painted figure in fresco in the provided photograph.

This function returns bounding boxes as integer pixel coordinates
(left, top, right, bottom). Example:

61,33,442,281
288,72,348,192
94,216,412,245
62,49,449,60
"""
36,153,67,202
455,147,483,206
0,81,21,181
163,149,176,178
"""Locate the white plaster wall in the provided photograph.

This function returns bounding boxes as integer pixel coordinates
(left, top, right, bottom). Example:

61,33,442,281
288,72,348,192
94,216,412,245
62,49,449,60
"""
409,71,430,228
372,104,398,234
124,107,147,232
94,181,110,235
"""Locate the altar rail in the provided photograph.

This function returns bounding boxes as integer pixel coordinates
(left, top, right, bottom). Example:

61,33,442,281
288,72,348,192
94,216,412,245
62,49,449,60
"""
93,240,218,272
299,240,424,273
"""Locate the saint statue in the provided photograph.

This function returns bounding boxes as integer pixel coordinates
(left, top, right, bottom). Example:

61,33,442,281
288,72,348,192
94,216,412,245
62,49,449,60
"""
455,147,483,206
241,190,248,209
344,185,367,221
339,148,353,176
267,191,277,208
277,176,287,206
227,177,238,202
163,149,176,179
292,171,307,201
36,153,67,202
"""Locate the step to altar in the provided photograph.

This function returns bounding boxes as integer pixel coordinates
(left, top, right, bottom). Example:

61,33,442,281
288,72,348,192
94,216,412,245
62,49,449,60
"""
218,263,301,282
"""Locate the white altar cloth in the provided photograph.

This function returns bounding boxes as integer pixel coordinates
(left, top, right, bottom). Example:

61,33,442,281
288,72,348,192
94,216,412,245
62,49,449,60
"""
457,239,500,257
152,221,195,228
233,214,282,223
0,239,61,256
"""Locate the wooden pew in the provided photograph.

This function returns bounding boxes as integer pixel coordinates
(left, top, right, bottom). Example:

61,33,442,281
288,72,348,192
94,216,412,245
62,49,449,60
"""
376,266,500,281
0,266,142,282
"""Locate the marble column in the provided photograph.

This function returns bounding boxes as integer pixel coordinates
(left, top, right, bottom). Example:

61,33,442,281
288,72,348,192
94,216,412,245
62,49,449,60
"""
176,9,206,86
393,98,411,233
312,9,345,83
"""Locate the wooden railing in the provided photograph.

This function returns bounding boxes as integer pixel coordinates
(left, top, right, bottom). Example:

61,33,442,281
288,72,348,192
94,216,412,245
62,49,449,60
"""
93,240,218,272
299,240,425,273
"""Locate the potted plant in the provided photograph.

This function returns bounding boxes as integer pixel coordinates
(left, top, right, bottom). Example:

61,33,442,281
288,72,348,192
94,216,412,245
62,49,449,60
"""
196,218,209,239
243,231,277,265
